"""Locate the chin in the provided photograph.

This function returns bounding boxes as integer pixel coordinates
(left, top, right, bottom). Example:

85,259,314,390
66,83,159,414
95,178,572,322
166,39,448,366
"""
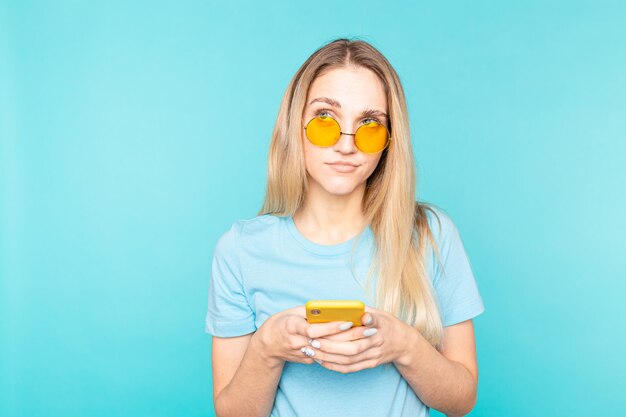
319,179,362,197
324,188,357,197
307,171,366,197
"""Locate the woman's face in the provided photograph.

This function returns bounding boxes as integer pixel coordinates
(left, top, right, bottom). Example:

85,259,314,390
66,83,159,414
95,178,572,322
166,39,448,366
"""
301,66,388,198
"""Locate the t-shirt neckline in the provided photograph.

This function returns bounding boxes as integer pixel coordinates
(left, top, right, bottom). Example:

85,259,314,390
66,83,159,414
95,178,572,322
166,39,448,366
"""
284,216,373,256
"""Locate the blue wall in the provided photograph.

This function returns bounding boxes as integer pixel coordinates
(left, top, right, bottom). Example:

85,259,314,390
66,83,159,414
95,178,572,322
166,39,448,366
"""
1,1,625,416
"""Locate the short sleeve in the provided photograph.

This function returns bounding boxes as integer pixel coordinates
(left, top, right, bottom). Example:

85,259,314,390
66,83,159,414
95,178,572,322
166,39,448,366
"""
205,223,256,337
428,210,485,327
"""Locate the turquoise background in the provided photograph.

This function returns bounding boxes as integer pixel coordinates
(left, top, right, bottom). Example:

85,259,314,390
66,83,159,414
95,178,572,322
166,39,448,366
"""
1,1,625,416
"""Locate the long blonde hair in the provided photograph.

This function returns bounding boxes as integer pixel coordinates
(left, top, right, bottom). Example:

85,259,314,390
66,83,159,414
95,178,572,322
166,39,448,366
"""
259,38,444,348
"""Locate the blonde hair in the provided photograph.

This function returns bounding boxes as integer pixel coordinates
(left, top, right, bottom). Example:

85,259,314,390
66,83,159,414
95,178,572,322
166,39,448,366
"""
259,38,444,348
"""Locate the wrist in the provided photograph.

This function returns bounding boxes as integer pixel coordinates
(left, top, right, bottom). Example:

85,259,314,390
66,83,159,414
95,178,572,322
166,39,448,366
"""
395,325,421,368
251,325,285,370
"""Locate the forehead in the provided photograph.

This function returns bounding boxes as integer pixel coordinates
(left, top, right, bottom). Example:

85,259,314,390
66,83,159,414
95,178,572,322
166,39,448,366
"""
307,66,387,111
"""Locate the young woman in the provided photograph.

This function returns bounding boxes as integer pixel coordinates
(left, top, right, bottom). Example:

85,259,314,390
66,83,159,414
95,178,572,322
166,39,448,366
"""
205,38,485,417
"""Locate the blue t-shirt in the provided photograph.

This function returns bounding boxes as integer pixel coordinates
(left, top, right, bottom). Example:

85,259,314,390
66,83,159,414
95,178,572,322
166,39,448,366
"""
205,207,485,417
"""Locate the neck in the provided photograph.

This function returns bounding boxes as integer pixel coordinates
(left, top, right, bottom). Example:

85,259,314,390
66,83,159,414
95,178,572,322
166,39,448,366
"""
292,179,368,245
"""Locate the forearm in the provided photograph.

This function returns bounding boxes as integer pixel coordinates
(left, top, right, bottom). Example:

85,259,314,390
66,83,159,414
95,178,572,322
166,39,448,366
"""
394,330,477,416
214,333,284,417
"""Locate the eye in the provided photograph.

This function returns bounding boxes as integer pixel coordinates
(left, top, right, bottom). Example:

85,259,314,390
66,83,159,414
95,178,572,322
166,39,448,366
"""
312,108,384,126
314,108,333,119
362,117,382,125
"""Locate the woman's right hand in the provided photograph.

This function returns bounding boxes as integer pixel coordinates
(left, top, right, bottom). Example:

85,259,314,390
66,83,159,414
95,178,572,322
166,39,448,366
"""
252,306,353,368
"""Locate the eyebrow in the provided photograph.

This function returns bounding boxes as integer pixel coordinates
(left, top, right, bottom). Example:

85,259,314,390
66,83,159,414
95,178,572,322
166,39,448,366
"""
308,97,389,120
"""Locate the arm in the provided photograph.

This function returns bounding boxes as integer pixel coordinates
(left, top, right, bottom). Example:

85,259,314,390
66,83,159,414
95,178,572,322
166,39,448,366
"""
307,309,479,416
211,306,355,417
394,319,478,416
212,333,284,417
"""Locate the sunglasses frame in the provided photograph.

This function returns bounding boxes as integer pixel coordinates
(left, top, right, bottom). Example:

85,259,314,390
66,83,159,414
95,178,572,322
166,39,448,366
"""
303,116,392,154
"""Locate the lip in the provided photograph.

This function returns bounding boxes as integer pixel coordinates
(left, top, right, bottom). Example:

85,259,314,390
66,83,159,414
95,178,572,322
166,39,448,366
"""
326,161,359,173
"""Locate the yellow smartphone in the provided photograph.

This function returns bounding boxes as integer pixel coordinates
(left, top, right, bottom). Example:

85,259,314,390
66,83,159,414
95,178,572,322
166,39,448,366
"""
305,300,365,326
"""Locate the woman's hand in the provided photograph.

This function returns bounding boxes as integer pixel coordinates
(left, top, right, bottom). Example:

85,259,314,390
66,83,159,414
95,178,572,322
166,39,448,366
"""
307,305,420,373
253,306,357,369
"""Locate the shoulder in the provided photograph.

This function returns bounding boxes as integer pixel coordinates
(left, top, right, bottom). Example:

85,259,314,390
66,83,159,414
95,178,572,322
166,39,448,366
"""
420,203,459,245
214,214,284,254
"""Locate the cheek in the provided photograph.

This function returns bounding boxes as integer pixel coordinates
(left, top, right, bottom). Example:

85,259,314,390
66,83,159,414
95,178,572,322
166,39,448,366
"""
302,135,315,163
302,141,325,169
364,155,383,177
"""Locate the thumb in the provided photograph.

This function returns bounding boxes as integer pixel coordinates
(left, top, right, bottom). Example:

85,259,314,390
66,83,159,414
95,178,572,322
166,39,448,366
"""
361,311,375,327
362,305,383,327
306,320,355,339
281,305,307,318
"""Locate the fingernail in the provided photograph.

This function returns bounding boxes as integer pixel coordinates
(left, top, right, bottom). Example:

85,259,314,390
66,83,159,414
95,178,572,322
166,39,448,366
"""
309,339,321,349
363,328,378,337
363,315,373,325
339,322,354,331
300,347,315,357
314,359,323,365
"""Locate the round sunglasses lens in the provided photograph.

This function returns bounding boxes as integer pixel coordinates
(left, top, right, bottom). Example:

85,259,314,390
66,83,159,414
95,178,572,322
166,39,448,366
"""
305,117,340,147
355,122,389,153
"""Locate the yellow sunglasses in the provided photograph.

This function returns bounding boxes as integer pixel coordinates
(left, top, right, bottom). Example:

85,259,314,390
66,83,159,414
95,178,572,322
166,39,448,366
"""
303,115,391,154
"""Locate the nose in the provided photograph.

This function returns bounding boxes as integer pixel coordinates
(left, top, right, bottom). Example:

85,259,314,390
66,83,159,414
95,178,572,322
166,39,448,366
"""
332,130,358,154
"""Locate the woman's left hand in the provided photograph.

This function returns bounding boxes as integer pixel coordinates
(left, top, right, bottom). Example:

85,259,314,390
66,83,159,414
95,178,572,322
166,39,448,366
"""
308,305,419,373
